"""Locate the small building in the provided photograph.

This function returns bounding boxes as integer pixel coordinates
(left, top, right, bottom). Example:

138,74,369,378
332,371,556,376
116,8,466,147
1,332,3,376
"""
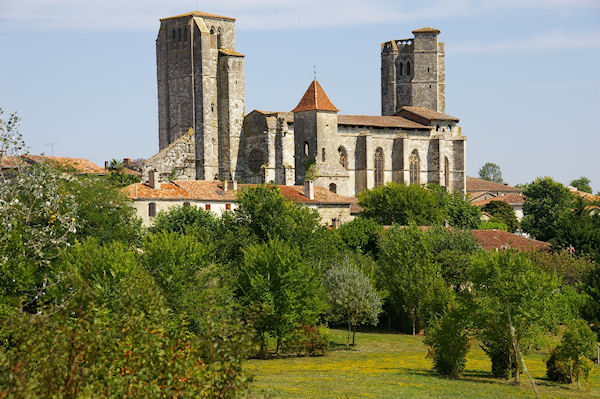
466,176,522,202
1,154,108,176
471,229,550,252
472,193,525,221
122,174,354,227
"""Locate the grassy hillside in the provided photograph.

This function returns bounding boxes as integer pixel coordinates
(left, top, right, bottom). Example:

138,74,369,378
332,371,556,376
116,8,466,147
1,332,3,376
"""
248,329,600,398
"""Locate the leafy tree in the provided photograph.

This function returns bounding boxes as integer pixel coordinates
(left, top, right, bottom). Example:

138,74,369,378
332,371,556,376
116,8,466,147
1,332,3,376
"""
335,217,383,256
478,162,503,183
358,182,444,226
546,319,597,387
570,177,592,194
0,164,77,313
527,250,594,288
234,185,321,246
63,175,141,244
443,191,481,229
324,258,383,349
150,204,218,235
521,177,573,241
552,200,600,263
0,269,253,398
424,304,471,378
0,108,26,156
238,238,326,353
482,200,519,232
467,250,566,385
378,224,442,334
425,227,481,289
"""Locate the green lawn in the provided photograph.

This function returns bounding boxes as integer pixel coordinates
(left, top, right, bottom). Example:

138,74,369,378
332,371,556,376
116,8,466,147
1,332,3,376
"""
248,329,600,398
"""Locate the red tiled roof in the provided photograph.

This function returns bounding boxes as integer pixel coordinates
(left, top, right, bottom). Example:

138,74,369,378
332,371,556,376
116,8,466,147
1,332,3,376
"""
412,27,440,34
338,115,431,129
160,11,235,21
123,180,353,205
466,177,521,193
292,80,339,113
0,155,25,169
397,106,459,122
22,155,107,175
568,187,600,202
471,230,550,251
472,193,525,207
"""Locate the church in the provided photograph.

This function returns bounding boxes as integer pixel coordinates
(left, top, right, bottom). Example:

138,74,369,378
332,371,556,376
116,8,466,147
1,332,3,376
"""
143,11,466,197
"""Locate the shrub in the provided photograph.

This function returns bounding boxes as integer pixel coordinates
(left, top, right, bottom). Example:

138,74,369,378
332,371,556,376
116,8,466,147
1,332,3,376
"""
282,325,330,356
546,319,596,386
425,306,471,378
478,221,508,231
336,217,383,256
150,204,217,235
482,200,519,232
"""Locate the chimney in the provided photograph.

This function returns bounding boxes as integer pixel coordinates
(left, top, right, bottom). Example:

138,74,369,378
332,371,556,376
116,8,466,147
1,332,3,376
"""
227,180,238,192
123,158,130,167
104,161,108,170
148,169,160,190
304,180,314,200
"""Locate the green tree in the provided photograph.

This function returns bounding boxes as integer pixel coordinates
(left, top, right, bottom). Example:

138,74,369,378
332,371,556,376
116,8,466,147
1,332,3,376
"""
358,182,444,226
150,204,218,235
482,200,519,232
324,258,383,349
424,303,471,378
238,238,326,353
478,162,503,183
335,217,383,256
378,224,442,335
0,164,77,313
467,250,566,386
63,175,141,244
444,191,481,229
0,108,26,156
425,227,481,289
552,200,600,263
521,176,573,241
546,319,597,387
570,177,592,194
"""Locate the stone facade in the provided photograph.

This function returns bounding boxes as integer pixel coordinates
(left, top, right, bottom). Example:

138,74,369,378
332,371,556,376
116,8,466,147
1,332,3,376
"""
156,11,244,181
145,13,466,199
381,27,445,115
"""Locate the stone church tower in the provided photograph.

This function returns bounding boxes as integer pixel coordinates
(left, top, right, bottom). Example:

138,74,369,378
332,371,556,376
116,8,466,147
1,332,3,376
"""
381,27,445,115
156,11,244,181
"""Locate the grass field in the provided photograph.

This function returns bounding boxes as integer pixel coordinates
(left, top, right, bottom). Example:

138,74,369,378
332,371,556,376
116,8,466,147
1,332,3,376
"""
248,329,600,398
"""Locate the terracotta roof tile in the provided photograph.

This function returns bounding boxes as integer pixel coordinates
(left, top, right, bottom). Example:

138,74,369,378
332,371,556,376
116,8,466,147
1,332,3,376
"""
123,180,353,205
338,115,431,129
397,106,459,122
568,187,600,202
161,11,235,21
22,155,107,175
472,193,525,207
292,80,339,113
466,177,521,193
0,155,25,169
471,230,551,251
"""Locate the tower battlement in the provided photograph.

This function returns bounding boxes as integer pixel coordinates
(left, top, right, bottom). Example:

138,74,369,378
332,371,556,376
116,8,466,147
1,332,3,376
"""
381,28,445,115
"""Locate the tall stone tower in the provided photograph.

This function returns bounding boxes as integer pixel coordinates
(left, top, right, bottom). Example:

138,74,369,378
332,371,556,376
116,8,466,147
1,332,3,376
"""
292,80,350,195
156,11,245,181
381,27,445,116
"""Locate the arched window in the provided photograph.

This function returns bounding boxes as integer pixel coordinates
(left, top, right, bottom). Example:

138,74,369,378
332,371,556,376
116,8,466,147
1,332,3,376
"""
436,124,440,131
444,157,450,191
178,27,182,41
399,62,404,76
183,201,191,207
322,148,326,162
406,61,411,75
184,27,188,40
374,147,384,188
172,29,176,42
248,148,264,174
329,183,337,193
217,27,222,48
338,146,347,169
409,150,420,185
303,141,309,157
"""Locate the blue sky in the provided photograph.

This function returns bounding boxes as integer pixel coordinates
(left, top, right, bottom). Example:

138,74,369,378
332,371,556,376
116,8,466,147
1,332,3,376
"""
1,0,599,190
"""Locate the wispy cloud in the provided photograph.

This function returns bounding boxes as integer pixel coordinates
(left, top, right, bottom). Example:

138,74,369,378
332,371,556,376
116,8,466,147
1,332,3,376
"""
450,29,600,53
1,0,598,31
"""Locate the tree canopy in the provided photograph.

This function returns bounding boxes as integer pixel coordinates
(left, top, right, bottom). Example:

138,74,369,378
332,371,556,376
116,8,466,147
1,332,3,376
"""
569,177,592,194
478,162,503,183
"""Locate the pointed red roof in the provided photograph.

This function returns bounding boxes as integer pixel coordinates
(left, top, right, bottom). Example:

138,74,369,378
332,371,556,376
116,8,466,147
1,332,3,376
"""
291,80,339,113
